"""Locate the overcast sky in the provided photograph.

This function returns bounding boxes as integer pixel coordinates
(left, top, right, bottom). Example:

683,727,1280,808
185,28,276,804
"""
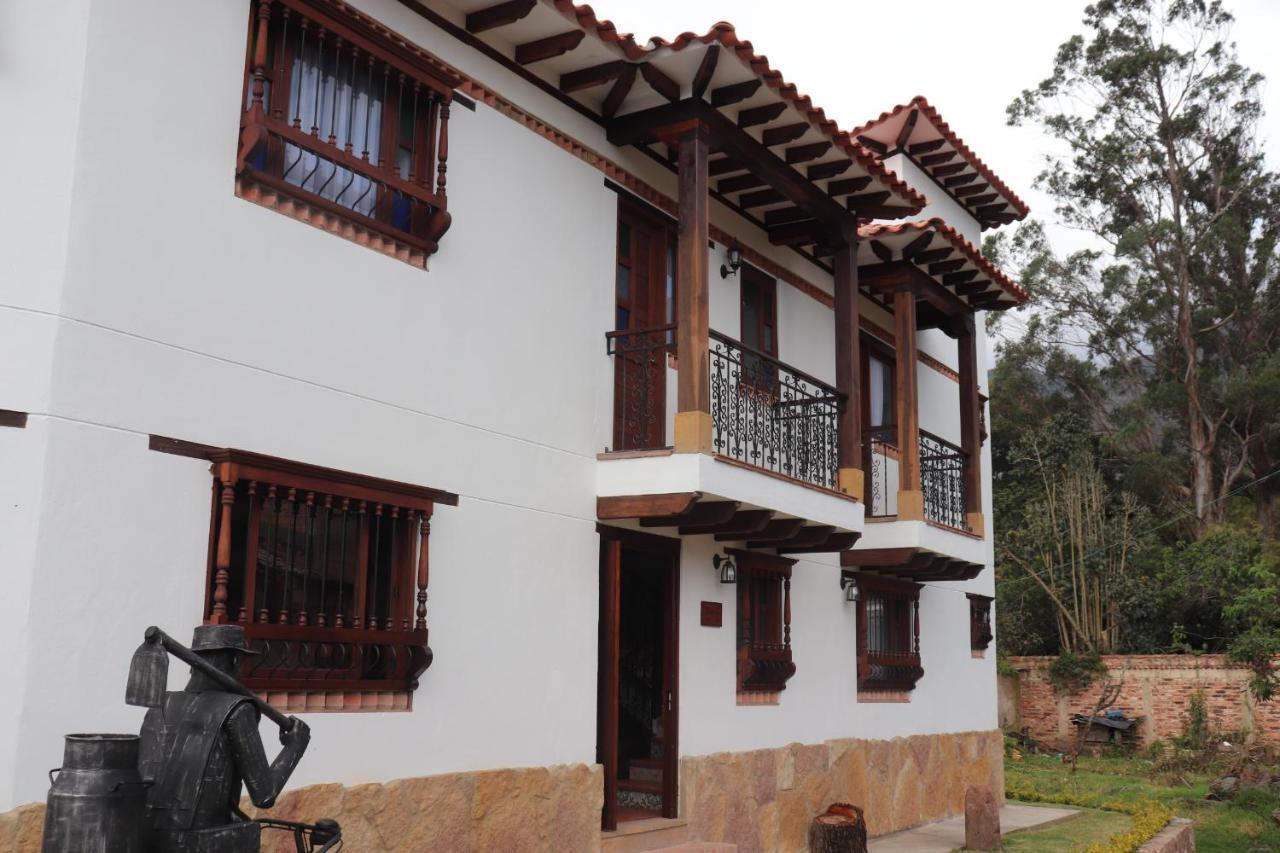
589,0,1280,257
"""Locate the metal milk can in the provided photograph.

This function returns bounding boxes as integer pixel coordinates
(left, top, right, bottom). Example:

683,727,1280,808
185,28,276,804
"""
41,734,147,853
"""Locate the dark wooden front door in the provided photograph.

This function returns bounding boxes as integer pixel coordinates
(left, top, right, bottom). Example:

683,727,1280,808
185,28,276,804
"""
613,203,674,451
598,528,680,829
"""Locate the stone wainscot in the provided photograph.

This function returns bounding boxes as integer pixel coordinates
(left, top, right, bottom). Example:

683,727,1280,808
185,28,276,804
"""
1,730,1001,852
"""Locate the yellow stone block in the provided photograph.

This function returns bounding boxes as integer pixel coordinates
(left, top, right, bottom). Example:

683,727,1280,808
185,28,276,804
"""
674,410,714,453
897,489,924,520
838,467,865,498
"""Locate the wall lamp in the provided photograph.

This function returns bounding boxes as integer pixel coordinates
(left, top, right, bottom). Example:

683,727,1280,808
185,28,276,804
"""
840,575,859,603
720,243,743,279
713,552,737,584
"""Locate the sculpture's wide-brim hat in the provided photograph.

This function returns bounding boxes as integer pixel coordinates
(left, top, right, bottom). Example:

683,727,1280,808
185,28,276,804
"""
191,624,259,655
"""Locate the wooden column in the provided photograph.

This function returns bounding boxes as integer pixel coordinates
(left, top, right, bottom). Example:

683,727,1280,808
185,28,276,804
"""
957,315,985,535
674,124,712,453
599,538,621,831
893,286,923,520
833,237,864,499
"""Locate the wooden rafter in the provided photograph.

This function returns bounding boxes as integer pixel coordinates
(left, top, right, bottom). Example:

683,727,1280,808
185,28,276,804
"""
928,259,966,275
856,135,887,154
598,492,700,520
752,524,835,550
845,191,891,216
785,141,832,164
718,172,767,194
740,188,785,209
869,240,893,263
761,122,809,147
908,139,946,155
515,30,585,64
640,499,739,528
943,270,978,286
640,62,681,102
779,531,861,554
807,160,852,181
738,102,787,129
727,517,804,543
601,64,637,118
680,508,773,537
945,173,982,188
912,248,952,265
929,162,968,178
560,60,625,94
956,280,993,296
900,231,935,260
919,150,957,167
691,46,720,99
893,109,919,150
464,0,536,33
710,79,762,107
826,175,873,196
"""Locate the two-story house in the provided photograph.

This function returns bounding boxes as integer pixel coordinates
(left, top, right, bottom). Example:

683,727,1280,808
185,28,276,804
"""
0,1,1027,849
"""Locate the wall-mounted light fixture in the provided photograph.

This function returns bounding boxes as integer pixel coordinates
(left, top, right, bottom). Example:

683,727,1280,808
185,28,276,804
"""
720,243,743,279
840,575,859,603
713,552,737,584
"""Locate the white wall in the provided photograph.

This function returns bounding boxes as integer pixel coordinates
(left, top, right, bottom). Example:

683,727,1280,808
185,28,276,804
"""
883,154,983,247
1,0,998,809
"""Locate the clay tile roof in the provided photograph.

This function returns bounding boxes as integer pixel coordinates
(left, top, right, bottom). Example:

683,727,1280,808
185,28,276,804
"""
859,218,1029,306
850,96,1029,228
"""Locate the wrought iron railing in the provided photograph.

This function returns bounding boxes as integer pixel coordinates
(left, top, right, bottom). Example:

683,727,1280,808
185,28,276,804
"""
865,428,969,529
605,324,676,451
920,430,968,529
709,330,843,490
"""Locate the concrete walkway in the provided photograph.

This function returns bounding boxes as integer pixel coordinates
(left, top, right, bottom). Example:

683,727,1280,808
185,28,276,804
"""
868,804,1080,852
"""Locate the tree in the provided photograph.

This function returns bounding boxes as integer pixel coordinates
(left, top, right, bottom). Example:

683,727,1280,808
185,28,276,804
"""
1004,0,1280,530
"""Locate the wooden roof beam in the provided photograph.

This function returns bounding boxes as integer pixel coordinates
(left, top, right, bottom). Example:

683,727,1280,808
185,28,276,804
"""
751,524,835,550
735,517,805,543
560,60,625,94
598,492,700,520
710,79,762,107
778,531,861,554
761,123,810,147
846,191,892,216
856,135,888,155
943,270,979,286
601,65,637,118
956,280,994,296
908,139,947,155
738,102,788,129
929,162,968,178
912,248,953,265
945,173,982,188
465,0,536,33
641,499,739,528
900,231,936,261
785,142,832,165
683,508,773,537
640,62,681,102
691,46,720,99
928,259,966,275
893,109,920,150
739,188,786,209
826,176,873,196
515,30,585,65
919,150,958,167
718,172,768,194
807,159,852,181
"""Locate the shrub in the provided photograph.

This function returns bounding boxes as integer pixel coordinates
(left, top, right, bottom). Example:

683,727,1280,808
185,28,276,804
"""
1047,650,1108,694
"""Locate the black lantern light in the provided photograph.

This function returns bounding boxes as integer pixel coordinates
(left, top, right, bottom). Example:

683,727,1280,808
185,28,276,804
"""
840,575,859,602
713,552,737,584
720,243,743,279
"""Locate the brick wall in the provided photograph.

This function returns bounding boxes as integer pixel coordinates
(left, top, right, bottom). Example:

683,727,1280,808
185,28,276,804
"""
1004,655,1280,751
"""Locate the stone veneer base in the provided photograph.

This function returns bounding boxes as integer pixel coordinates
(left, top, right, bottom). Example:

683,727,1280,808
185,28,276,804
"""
0,730,1001,853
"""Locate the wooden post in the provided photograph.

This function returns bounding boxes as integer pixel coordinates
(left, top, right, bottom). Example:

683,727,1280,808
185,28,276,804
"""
894,286,923,520
957,315,984,535
833,236,864,499
599,538,622,831
210,465,237,624
416,511,431,630
674,124,711,453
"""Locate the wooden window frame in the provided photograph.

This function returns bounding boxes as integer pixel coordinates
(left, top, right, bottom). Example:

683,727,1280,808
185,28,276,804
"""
854,572,924,692
202,447,457,700
734,550,796,694
236,0,459,261
968,593,993,652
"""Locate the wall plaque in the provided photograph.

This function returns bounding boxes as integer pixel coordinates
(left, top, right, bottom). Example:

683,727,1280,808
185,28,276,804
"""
700,601,723,627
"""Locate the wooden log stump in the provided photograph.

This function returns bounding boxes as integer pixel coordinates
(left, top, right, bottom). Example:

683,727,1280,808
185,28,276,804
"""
808,803,867,853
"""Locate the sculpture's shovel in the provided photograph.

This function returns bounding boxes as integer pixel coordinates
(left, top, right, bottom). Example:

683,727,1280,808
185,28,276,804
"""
125,626,295,731
125,630,169,709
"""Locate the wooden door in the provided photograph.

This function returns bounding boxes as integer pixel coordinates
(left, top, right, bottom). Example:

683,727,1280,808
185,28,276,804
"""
597,527,679,829
613,203,674,450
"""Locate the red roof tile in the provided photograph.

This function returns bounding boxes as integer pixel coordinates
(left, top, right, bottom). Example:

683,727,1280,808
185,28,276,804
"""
860,218,1028,304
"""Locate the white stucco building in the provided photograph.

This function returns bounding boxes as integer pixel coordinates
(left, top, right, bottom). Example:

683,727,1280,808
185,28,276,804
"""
1,0,1029,848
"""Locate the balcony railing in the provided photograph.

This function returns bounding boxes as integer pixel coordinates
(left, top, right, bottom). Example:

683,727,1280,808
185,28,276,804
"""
709,330,843,490
605,324,676,452
867,428,969,529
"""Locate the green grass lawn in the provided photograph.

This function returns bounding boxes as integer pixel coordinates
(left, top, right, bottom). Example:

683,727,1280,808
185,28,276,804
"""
1003,751,1280,853
998,807,1131,851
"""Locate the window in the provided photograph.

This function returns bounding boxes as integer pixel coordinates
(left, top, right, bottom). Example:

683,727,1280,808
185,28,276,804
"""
203,448,457,707
237,0,458,263
854,573,923,692
739,266,778,388
735,551,796,695
968,593,993,653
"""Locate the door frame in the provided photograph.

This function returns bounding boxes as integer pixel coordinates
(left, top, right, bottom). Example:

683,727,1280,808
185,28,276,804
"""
596,524,680,830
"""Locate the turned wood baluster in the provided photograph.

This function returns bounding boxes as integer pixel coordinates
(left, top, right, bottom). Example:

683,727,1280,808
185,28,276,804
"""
291,19,309,130
239,481,259,624
248,0,272,122
335,497,350,628
353,501,369,629
435,102,450,197
783,576,792,651
317,495,332,627
280,487,297,624
298,491,315,627
389,506,402,629
260,485,278,624
368,504,384,629
415,512,431,631
270,7,290,120
407,80,420,184
210,471,237,624
310,28,326,138
913,598,921,655
326,39,342,148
